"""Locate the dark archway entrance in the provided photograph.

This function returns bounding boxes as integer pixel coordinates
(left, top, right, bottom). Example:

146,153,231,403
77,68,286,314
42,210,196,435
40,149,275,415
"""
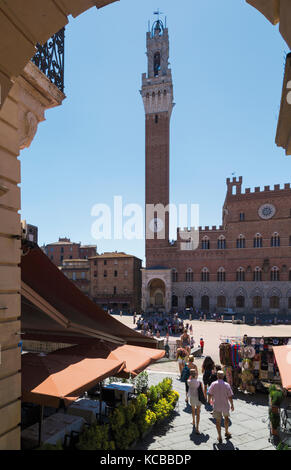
201,295,209,312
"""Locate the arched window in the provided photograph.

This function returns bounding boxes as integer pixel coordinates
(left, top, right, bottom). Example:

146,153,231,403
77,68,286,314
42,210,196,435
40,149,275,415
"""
201,268,209,282
271,233,280,247
172,268,178,282
236,267,245,282
253,296,262,309
185,268,193,282
271,267,280,281
270,296,279,309
236,235,246,249
217,267,226,282
154,52,161,76
217,236,226,249
217,296,226,308
236,296,245,308
202,236,210,250
253,267,262,282
254,233,263,248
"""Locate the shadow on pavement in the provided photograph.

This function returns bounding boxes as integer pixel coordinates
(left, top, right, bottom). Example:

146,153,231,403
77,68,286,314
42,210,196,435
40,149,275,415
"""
234,391,268,407
189,429,210,446
213,440,239,451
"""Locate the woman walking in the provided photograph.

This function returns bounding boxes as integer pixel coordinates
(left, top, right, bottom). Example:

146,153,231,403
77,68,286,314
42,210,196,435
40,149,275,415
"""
176,347,187,378
202,356,215,399
182,355,198,404
180,329,191,355
187,369,203,433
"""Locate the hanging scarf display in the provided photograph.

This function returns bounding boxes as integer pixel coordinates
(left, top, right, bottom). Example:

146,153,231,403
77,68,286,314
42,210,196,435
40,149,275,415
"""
224,366,233,387
231,344,240,368
219,343,232,366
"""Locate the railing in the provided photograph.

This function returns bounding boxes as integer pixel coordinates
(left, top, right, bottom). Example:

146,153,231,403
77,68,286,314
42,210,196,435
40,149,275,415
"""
31,28,65,93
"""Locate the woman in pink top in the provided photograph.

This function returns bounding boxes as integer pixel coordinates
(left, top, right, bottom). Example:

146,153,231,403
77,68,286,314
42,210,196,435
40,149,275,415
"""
187,369,203,434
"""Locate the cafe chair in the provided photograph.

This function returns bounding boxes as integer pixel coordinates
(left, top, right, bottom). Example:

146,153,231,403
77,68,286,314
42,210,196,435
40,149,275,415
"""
64,430,81,450
99,388,122,421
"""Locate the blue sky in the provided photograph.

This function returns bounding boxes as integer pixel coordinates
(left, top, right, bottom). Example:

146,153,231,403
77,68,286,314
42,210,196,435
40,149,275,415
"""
20,0,290,265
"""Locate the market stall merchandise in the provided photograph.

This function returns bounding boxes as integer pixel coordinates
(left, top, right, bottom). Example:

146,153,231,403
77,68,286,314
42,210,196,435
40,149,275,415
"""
219,336,291,394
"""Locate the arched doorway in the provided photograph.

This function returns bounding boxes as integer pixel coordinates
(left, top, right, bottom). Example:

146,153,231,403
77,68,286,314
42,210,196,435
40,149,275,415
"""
201,295,209,312
172,295,178,308
148,278,166,308
236,296,245,308
185,295,193,308
217,295,226,309
253,296,262,309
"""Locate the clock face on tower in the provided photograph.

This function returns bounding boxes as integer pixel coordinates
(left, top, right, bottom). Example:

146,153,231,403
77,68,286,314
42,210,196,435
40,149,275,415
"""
149,217,164,233
258,204,276,220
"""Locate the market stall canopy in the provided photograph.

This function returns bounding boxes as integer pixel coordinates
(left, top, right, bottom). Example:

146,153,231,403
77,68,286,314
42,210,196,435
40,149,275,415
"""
50,341,165,378
22,351,125,408
21,243,157,348
273,345,291,391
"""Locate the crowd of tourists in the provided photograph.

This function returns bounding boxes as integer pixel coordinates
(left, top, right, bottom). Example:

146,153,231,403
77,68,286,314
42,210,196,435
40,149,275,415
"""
134,312,196,338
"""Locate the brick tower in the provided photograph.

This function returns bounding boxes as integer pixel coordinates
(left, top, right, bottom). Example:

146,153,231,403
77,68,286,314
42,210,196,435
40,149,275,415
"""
140,18,174,266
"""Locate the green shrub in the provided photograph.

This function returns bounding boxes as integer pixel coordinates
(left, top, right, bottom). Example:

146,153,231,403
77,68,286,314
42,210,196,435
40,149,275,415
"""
37,441,63,450
135,371,149,394
269,410,280,429
113,422,139,450
77,424,115,451
132,393,148,414
124,401,136,423
110,406,126,431
270,390,284,406
153,397,173,422
277,442,291,451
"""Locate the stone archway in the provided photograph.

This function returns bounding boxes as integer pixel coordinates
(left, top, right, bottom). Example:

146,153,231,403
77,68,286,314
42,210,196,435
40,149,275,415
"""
148,278,166,308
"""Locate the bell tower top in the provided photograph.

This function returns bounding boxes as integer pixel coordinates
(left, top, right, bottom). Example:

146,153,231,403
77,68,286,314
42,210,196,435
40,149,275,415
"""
140,15,174,116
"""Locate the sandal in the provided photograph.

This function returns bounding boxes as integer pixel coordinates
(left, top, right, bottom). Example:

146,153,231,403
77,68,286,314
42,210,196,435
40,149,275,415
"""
225,433,232,439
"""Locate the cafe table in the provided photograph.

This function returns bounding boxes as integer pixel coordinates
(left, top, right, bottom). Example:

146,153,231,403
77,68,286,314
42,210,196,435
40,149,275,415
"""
104,382,134,406
21,413,85,448
67,398,106,424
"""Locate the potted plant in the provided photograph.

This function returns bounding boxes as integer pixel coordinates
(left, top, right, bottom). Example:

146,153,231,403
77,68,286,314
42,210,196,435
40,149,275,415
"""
269,409,280,436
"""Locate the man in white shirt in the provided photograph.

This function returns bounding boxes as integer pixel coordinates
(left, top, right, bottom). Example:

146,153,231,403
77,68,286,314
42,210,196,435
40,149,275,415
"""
208,370,234,444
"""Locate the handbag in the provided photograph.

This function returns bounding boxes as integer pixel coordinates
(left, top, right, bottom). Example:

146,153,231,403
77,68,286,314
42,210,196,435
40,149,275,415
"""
198,382,206,405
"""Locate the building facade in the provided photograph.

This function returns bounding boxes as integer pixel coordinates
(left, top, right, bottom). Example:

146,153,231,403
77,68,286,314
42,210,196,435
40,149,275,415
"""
89,252,142,312
43,237,97,266
60,259,90,295
141,20,291,315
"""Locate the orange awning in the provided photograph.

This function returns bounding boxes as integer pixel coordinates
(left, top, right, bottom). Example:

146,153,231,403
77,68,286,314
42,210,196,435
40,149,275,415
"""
273,345,291,391
53,341,165,377
22,352,125,408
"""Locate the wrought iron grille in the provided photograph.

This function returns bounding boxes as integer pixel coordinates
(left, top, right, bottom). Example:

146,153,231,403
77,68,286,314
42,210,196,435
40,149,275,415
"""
31,28,65,93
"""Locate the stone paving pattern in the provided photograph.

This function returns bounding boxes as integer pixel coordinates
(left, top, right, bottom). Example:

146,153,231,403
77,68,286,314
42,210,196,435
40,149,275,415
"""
134,371,275,451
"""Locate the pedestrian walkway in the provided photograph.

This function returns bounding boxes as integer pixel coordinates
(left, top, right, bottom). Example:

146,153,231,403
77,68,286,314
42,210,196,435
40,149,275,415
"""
134,372,274,451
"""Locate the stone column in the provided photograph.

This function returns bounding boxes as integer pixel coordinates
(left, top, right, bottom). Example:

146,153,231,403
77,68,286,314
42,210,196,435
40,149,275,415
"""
0,61,65,450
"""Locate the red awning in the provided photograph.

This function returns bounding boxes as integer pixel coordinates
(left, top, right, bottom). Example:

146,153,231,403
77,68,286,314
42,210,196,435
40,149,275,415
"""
273,345,291,391
22,351,125,408
51,341,165,377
